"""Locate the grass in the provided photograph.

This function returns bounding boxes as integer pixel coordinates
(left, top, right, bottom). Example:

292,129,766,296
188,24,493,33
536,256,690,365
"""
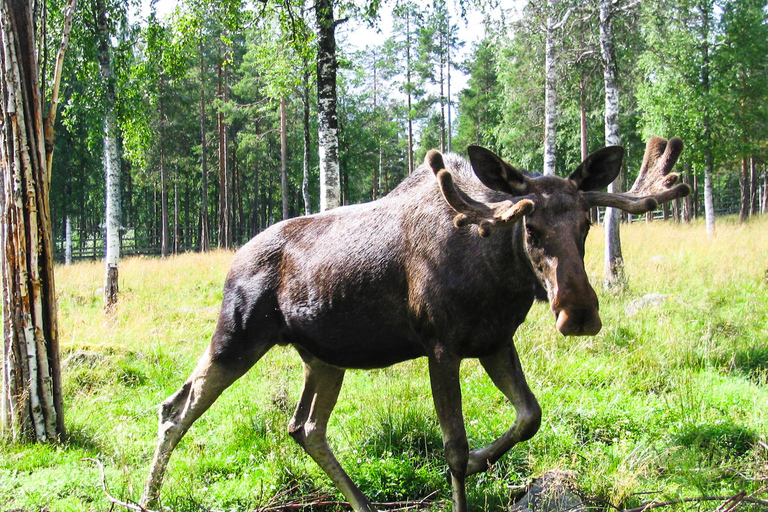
1,216,767,512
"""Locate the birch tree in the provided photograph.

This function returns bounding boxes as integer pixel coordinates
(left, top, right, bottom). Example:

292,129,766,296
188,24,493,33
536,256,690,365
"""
542,0,574,175
1,0,77,442
94,0,122,308
599,0,625,289
316,0,340,210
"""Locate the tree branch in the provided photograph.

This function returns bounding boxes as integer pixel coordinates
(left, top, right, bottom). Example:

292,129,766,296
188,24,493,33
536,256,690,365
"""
83,458,156,512
45,0,78,175
622,487,768,512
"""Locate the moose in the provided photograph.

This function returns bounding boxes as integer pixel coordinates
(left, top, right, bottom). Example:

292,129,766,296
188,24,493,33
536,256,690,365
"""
141,137,688,512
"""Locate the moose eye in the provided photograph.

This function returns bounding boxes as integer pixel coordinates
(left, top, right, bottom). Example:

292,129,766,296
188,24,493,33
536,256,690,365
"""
526,227,540,246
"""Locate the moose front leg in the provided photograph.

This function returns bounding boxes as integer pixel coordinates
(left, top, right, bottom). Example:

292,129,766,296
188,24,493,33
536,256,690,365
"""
466,341,541,476
428,351,469,512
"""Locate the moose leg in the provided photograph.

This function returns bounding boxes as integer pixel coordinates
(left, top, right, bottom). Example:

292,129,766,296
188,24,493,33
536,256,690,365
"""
140,342,270,507
428,352,469,512
288,356,377,512
465,342,541,476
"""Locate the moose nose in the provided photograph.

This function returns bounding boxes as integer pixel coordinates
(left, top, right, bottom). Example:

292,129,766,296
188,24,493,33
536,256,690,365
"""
555,308,602,336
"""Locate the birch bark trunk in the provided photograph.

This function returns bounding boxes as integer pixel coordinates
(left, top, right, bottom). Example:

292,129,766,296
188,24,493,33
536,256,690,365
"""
1,0,70,442
599,0,625,289
543,0,558,176
316,0,340,211
700,3,716,235
97,0,121,309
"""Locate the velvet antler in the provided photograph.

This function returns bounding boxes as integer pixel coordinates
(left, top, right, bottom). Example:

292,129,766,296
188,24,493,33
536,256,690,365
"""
426,150,534,237
581,137,691,214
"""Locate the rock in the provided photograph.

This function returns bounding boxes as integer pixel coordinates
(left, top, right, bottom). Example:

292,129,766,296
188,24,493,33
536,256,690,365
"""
510,470,584,512
624,293,670,317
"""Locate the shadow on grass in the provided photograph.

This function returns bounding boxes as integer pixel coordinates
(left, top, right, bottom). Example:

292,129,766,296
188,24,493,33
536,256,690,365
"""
675,422,757,458
62,424,104,453
731,344,768,383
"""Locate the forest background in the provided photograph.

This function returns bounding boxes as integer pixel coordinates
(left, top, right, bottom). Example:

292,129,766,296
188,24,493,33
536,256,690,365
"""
48,0,768,261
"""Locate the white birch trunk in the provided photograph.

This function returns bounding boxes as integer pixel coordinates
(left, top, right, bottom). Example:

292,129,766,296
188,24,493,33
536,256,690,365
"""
543,0,558,176
65,216,72,264
317,0,340,211
600,0,625,289
704,163,715,234
97,0,121,308
1,0,66,442
103,108,121,306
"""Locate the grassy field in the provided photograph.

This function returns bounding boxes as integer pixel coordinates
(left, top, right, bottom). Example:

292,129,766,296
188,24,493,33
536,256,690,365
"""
1,216,767,512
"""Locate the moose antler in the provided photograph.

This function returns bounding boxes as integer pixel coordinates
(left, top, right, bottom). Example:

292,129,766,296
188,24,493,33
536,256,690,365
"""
581,136,691,214
426,150,535,237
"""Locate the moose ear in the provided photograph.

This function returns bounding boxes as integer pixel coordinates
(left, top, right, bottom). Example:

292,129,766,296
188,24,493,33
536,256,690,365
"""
568,146,624,191
467,146,528,195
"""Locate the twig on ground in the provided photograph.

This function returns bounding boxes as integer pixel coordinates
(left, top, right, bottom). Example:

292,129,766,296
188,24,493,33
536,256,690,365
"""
623,486,768,512
83,458,155,512
257,489,440,512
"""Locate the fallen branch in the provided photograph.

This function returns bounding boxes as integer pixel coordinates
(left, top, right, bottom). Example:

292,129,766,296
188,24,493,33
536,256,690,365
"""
623,486,768,512
257,490,440,512
83,458,156,512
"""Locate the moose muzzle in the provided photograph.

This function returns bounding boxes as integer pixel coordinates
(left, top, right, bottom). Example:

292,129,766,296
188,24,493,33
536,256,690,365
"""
555,306,602,336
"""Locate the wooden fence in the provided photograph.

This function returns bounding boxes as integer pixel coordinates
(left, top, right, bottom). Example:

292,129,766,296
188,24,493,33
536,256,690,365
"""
54,186,759,263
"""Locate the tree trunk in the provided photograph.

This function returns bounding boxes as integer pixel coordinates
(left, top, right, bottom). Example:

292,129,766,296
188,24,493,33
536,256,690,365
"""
173,182,179,254
703,152,715,234
682,163,692,223
762,164,768,215
700,3,716,235
543,0,558,176
316,0,340,211
1,0,68,442
693,171,699,220
97,0,121,309
65,216,73,264
159,76,169,257
599,0,624,290
749,156,757,217
447,48,452,153
740,157,749,222
217,60,231,249
280,97,289,220
199,39,210,251
438,29,446,153
406,8,414,175
302,77,311,215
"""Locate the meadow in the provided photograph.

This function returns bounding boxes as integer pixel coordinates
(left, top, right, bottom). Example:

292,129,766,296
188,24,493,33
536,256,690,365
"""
1,216,767,512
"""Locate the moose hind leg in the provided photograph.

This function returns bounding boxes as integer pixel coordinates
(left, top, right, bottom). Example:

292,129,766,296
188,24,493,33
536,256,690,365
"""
287,356,377,512
140,341,270,507
465,342,541,476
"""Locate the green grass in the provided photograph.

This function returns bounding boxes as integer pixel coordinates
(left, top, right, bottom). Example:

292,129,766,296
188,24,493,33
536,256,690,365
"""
2,217,767,511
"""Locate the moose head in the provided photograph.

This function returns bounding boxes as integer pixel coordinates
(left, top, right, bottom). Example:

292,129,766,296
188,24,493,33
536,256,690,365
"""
427,136,689,337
